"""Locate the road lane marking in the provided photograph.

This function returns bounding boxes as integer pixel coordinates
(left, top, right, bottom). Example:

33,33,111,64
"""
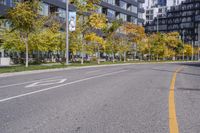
0,76,63,89
169,66,183,133
0,70,127,103
25,79,67,88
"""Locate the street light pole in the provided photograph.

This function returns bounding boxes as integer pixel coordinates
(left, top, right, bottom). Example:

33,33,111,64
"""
157,16,159,33
182,30,185,61
192,41,194,61
198,24,200,61
66,0,69,65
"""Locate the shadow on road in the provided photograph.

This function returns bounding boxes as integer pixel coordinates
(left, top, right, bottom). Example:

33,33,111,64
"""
151,68,200,77
177,88,200,92
177,62,200,68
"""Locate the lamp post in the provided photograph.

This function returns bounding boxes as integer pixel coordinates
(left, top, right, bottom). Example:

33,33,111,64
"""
156,12,162,33
65,0,69,65
198,24,200,61
157,15,159,33
192,41,194,61
182,30,185,61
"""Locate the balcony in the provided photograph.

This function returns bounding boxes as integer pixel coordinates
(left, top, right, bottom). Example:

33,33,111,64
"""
100,1,138,18
42,0,75,11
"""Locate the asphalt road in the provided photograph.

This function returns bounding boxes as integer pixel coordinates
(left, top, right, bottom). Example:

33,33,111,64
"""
0,62,200,133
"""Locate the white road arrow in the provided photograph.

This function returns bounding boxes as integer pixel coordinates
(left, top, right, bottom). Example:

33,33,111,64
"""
25,78,67,88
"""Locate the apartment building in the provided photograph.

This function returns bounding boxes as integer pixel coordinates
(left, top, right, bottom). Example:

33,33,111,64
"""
145,0,200,45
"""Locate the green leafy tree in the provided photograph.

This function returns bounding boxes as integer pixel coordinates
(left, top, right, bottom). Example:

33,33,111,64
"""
117,37,131,62
7,1,42,67
69,0,102,64
184,44,192,59
164,32,183,59
70,0,101,13
137,37,149,60
149,33,165,61
85,13,107,64
122,22,146,59
85,33,106,64
2,18,62,64
104,20,123,62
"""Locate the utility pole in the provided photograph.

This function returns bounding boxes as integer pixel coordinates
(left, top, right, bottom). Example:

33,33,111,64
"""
65,0,69,65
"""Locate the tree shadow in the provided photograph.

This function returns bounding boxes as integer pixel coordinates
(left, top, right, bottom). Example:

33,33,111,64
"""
151,68,200,77
177,88,200,92
177,62,200,69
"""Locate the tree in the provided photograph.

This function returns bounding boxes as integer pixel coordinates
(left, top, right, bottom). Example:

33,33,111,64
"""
149,33,165,61
164,32,183,59
69,24,82,61
89,13,107,30
70,0,101,13
104,19,123,62
7,1,42,67
70,0,102,64
117,37,131,62
2,17,62,64
137,37,149,60
86,13,107,64
184,44,192,60
85,33,106,64
122,22,146,59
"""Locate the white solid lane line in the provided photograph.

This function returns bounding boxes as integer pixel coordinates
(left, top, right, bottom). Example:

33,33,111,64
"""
0,76,63,89
0,70,127,103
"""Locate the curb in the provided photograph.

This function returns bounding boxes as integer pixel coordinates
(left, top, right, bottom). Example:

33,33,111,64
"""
0,61,198,78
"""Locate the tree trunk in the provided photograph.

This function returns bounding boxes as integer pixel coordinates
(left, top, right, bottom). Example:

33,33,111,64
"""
81,34,84,65
25,38,29,67
81,43,84,65
112,51,115,63
140,53,143,61
124,52,126,62
97,45,100,64
156,54,159,61
149,48,151,61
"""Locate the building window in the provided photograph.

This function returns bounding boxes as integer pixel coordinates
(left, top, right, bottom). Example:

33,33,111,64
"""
58,8,66,19
0,0,6,5
132,17,137,24
119,13,127,21
138,12,143,19
102,0,115,5
40,2,49,16
119,1,127,10
96,6,102,14
131,5,137,13
107,9,115,18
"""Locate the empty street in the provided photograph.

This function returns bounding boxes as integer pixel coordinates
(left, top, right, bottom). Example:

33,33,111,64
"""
0,63,200,133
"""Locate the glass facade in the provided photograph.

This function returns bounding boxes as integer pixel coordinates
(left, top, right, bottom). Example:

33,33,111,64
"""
58,8,66,19
107,9,115,18
100,0,144,24
0,0,144,25
119,1,127,10
0,0,6,5
40,2,49,16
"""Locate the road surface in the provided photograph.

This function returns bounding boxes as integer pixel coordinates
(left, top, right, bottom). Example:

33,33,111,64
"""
0,62,200,133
